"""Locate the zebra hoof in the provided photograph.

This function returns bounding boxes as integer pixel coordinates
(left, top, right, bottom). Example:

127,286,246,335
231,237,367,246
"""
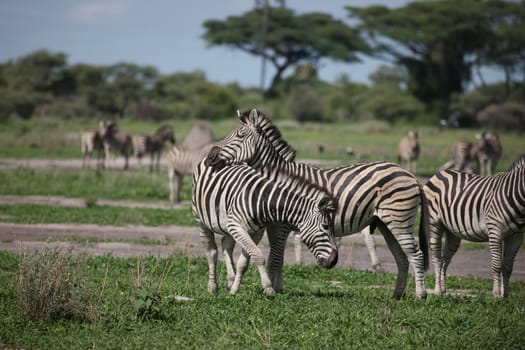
263,287,276,295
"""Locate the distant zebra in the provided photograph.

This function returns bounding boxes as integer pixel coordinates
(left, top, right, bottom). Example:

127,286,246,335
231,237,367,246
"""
206,109,429,299
192,160,339,294
166,142,216,204
475,131,502,176
99,121,133,170
133,124,175,172
424,156,525,297
81,129,104,169
398,130,420,174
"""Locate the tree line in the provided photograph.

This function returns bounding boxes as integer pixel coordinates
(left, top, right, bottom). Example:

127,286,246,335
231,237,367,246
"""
0,0,524,130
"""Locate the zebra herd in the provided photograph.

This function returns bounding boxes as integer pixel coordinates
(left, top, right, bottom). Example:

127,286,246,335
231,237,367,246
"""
81,121,175,171
201,109,524,298
81,110,524,298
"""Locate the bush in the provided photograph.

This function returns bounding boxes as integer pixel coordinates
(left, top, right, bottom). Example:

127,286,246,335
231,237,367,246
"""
477,102,525,132
288,85,324,122
16,248,95,322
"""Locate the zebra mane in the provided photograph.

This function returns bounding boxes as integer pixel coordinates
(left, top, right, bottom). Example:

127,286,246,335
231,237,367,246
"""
238,109,297,162
509,155,525,171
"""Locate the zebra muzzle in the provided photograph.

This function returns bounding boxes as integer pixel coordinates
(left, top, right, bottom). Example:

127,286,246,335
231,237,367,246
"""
205,146,226,169
318,249,338,269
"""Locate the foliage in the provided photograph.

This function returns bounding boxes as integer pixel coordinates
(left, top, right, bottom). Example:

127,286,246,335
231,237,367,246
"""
203,7,371,93
16,248,95,322
477,102,525,132
355,84,425,125
287,84,324,122
346,1,525,109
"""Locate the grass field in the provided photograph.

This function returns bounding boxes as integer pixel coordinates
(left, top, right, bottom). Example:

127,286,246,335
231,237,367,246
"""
0,116,524,349
1,116,524,176
0,251,524,350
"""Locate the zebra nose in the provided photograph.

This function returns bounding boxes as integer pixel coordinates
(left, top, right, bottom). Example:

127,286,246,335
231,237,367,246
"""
205,146,225,169
318,249,338,269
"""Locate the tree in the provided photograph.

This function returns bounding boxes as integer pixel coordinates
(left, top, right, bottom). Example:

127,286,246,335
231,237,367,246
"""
346,1,516,109
203,7,371,94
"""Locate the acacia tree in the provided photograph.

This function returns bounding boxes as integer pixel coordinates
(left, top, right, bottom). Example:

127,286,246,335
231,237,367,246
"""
346,1,522,110
203,7,371,94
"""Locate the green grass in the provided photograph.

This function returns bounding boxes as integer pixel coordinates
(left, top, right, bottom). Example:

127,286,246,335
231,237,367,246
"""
0,204,196,227
1,116,524,177
0,168,193,202
0,252,524,349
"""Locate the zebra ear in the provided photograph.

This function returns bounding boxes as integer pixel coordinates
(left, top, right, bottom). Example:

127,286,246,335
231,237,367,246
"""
238,110,249,124
318,196,336,214
248,109,259,124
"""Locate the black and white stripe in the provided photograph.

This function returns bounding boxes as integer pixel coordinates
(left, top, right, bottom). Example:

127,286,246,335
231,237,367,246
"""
99,121,133,170
425,156,525,297
206,109,429,299
191,159,339,294
166,142,216,204
133,124,175,172
81,129,104,169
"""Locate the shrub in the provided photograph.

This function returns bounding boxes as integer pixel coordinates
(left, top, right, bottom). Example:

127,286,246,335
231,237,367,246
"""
16,248,94,322
287,85,324,122
477,102,525,132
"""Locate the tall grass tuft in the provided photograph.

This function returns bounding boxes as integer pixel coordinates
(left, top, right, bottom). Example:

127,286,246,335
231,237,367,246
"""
16,247,95,322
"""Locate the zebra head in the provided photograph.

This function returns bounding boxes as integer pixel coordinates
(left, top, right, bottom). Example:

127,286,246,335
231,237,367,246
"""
99,120,117,139
205,109,296,169
298,196,339,269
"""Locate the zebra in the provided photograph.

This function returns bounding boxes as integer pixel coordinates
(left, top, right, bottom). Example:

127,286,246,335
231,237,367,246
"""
475,131,502,176
398,130,420,174
192,159,339,294
133,124,175,172
424,156,525,297
99,121,133,170
206,109,429,299
81,129,104,169
166,142,217,204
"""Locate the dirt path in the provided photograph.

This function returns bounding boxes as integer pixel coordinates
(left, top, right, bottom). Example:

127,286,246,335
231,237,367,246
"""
1,195,524,281
0,157,524,282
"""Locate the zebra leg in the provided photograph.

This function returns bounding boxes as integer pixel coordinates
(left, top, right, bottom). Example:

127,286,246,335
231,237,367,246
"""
441,231,461,295
428,223,445,295
377,223,410,299
266,225,290,293
228,225,274,295
361,226,381,271
502,234,523,297
488,233,504,297
293,231,303,264
221,235,236,291
230,229,264,294
199,227,218,293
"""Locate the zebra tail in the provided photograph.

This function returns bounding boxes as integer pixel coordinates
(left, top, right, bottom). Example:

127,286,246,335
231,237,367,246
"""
418,185,430,271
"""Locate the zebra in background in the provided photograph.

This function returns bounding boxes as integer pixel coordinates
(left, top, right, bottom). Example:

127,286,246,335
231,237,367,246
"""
475,131,502,176
206,109,429,299
398,130,420,174
424,156,525,297
166,142,217,204
441,132,503,175
132,124,175,172
81,129,104,169
192,159,339,294
99,121,133,170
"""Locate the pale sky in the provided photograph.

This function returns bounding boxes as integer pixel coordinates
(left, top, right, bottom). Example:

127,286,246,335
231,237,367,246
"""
0,0,503,89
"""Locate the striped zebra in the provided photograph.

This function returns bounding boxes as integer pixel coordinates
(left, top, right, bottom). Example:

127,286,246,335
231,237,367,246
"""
133,124,175,172
166,142,217,204
424,156,525,297
475,131,502,176
206,109,429,299
99,121,133,170
398,130,420,174
192,159,339,294
81,129,104,169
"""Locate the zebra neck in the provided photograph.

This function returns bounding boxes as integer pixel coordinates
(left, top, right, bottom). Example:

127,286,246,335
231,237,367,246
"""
268,190,311,229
